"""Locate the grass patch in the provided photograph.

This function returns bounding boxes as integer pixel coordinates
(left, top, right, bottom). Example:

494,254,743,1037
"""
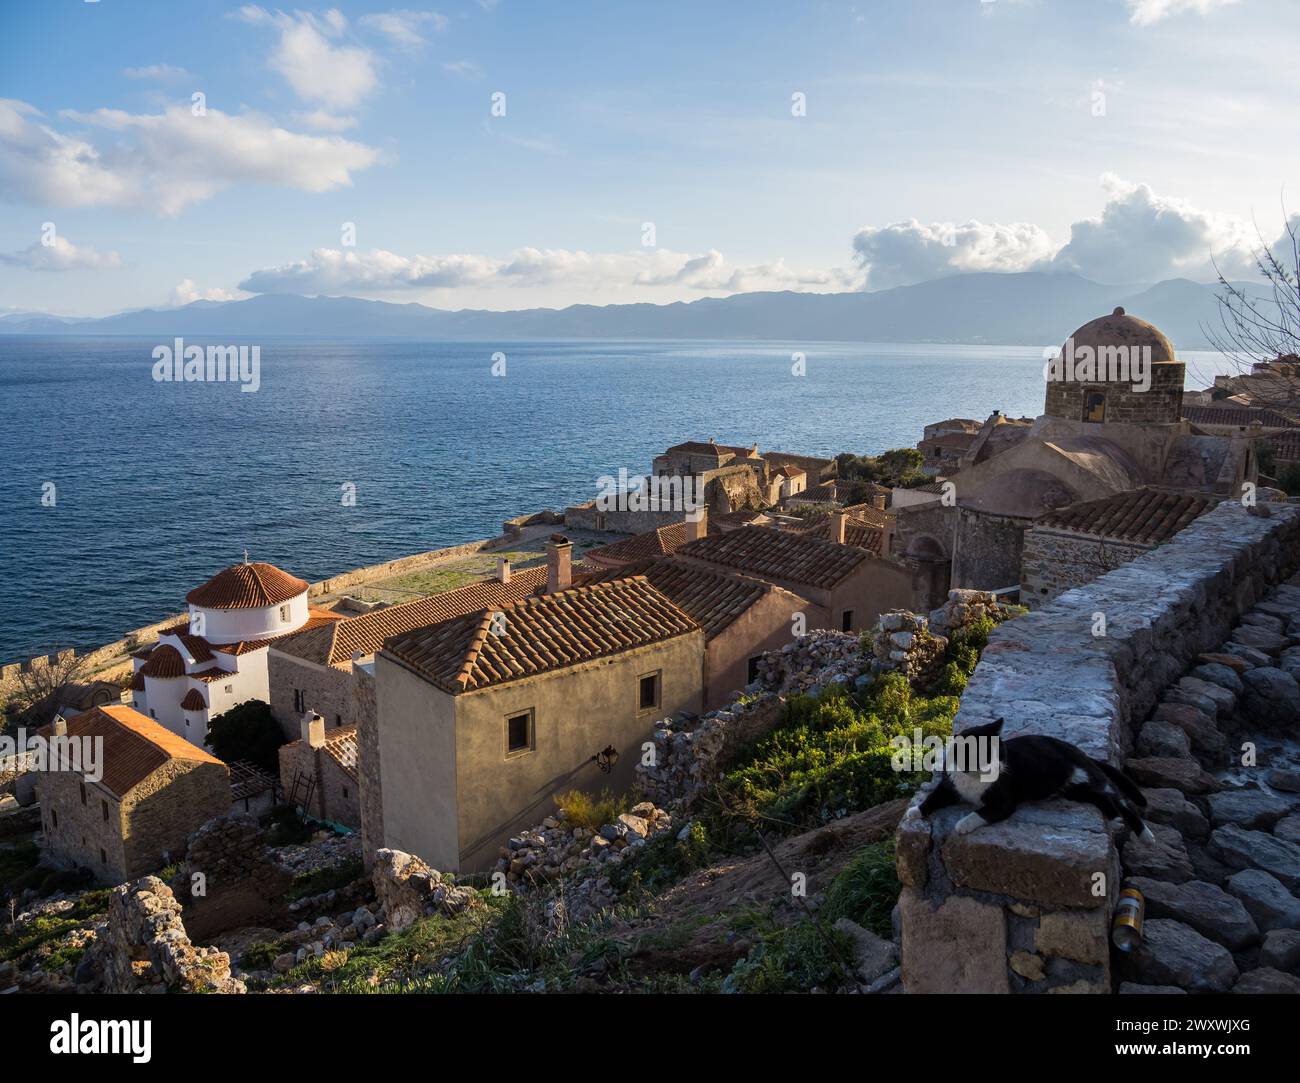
820,839,899,939
286,856,365,901
552,788,627,832
0,888,111,965
723,916,853,994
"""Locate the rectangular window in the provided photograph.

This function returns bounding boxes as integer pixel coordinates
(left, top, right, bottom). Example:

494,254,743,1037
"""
101,799,109,822
1083,391,1106,423
99,848,107,865
293,689,304,713
747,656,763,684
279,604,291,622
342,786,350,799
638,671,661,712
841,610,854,633
79,781,87,805
52,809,58,829
506,711,533,755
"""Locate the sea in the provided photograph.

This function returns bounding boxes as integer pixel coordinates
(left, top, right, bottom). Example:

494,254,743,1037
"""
0,337,1226,661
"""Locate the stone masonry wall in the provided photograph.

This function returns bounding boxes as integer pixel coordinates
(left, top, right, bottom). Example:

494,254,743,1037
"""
897,501,1300,993
353,666,383,871
1020,529,1149,610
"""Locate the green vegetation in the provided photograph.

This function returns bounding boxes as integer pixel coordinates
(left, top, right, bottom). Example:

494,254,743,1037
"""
0,889,110,966
821,839,899,938
204,699,284,773
835,447,929,490
724,915,852,994
286,856,365,901
552,788,628,831
609,820,712,897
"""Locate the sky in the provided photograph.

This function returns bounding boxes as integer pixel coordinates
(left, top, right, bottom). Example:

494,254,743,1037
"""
1,0,1297,316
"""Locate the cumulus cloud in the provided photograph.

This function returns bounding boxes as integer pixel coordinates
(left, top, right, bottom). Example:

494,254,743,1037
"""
851,219,1054,289
0,235,121,272
238,245,855,296
237,6,378,109
358,10,448,51
1050,174,1254,282
170,279,243,306
0,99,379,215
1126,0,1241,26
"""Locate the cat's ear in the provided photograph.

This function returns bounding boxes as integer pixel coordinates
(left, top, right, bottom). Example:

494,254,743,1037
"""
990,717,1005,735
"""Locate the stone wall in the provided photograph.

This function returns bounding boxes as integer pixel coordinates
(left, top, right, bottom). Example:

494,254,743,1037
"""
1043,362,1184,424
269,651,352,739
178,813,293,939
354,666,383,871
96,876,245,993
1020,528,1148,610
897,501,1300,993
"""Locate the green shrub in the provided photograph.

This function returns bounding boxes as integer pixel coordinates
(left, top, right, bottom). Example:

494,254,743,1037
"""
610,820,711,895
265,804,312,846
286,856,365,901
205,699,284,773
820,839,899,938
552,788,627,832
724,919,852,993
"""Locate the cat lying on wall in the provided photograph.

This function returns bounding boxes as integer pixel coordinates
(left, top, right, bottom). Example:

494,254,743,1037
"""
904,717,1155,841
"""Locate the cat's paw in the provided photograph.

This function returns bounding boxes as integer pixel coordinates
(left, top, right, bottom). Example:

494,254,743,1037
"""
902,805,922,821
953,812,986,836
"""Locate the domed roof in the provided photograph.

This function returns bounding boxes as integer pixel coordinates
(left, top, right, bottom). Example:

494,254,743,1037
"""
139,644,185,678
186,561,308,610
1064,307,1175,364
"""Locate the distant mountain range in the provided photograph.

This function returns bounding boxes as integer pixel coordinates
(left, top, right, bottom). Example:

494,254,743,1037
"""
0,271,1247,349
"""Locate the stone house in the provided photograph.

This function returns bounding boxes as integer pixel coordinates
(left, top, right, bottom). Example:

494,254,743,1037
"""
674,523,912,634
37,705,230,883
375,571,705,872
277,712,360,828
1019,488,1220,608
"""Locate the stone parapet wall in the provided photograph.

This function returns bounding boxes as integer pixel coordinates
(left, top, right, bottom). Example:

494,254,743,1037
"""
897,501,1300,993
1020,529,1148,610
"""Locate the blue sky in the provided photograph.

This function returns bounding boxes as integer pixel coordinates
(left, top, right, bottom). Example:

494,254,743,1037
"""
1,0,1297,315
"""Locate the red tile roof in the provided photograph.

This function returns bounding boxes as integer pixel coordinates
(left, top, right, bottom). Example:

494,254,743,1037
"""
1034,487,1220,545
584,521,697,566
284,725,359,782
793,514,886,553
180,688,207,711
192,666,237,683
139,644,186,678
129,672,145,691
186,561,308,610
274,566,551,669
679,526,866,589
1184,405,1298,428
582,557,771,638
383,576,699,694
40,705,223,799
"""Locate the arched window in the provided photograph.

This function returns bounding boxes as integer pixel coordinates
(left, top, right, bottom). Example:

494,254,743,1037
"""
1083,391,1106,423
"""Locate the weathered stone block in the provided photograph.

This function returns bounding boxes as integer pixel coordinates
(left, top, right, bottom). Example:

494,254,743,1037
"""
1035,908,1109,966
898,888,1009,994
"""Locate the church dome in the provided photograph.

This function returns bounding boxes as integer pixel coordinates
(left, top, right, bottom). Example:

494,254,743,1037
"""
185,561,308,610
1063,307,1175,364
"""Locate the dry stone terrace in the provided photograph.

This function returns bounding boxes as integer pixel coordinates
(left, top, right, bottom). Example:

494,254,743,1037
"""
898,500,1300,993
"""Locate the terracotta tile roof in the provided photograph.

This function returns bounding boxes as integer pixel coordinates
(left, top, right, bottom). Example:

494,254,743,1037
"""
174,634,214,663
1184,405,1298,428
793,514,886,553
918,432,979,453
323,727,359,780
139,644,185,678
583,558,770,639
274,566,550,669
130,646,155,660
774,464,806,478
209,611,343,657
383,576,699,694
584,522,695,565
180,688,208,711
679,526,866,589
186,561,308,610
664,440,757,459
192,666,237,683
39,705,223,799
1034,487,1220,545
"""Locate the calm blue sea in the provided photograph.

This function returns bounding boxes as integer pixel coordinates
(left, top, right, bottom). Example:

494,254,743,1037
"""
0,337,1219,660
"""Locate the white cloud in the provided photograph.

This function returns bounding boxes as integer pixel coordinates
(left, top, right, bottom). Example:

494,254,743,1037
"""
359,10,448,51
1126,0,1241,26
170,279,242,306
1050,174,1254,282
442,59,481,77
851,219,1054,289
238,245,855,296
0,235,121,272
0,99,379,216
293,109,358,131
237,7,378,109
122,64,191,81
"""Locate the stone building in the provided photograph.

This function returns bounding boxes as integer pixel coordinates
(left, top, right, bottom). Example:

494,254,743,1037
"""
894,308,1258,611
375,573,705,872
277,712,360,828
129,560,343,747
37,704,230,883
1019,488,1220,608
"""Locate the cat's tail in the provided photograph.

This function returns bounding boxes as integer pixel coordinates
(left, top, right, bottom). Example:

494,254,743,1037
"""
1096,761,1147,807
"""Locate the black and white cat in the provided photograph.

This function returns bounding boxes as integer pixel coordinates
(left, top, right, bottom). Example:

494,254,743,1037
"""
905,717,1154,841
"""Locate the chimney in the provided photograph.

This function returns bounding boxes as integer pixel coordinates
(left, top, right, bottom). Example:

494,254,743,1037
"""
497,556,512,584
881,518,896,559
686,505,708,542
546,534,572,593
301,710,326,748
833,511,849,545
52,714,67,737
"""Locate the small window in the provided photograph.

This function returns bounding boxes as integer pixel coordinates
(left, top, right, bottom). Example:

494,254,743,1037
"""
79,781,87,805
150,709,156,718
747,656,763,684
841,610,854,633
279,603,291,622
52,809,58,829
101,799,109,822
638,672,661,712
342,786,350,799
506,711,533,755
99,848,107,865
1083,391,1106,423
293,689,304,713
223,683,233,694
